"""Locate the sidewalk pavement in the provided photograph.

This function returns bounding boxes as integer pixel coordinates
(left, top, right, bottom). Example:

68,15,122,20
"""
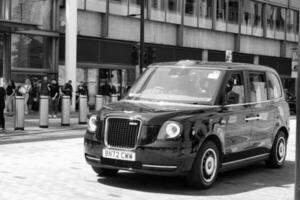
0,111,87,144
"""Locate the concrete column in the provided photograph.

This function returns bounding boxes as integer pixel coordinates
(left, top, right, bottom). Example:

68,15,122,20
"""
253,55,259,65
65,0,77,112
202,50,208,62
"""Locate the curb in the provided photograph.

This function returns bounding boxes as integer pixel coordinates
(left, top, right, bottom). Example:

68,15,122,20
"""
0,128,86,145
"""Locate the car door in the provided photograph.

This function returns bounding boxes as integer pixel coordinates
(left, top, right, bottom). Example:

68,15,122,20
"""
247,71,275,151
222,71,253,156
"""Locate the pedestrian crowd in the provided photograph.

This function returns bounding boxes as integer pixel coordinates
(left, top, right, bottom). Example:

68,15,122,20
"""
0,76,122,132
0,77,90,131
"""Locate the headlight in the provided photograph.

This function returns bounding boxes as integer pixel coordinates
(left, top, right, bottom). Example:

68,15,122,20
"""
87,115,98,132
157,121,182,140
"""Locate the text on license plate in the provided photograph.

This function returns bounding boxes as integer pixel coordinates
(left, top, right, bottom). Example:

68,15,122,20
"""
102,148,136,161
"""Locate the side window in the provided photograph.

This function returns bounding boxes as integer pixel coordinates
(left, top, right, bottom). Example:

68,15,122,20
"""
224,73,245,105
249,72,268,102
267,72,282,99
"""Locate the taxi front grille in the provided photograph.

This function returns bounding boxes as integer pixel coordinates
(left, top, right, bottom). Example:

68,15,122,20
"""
105,118,141,149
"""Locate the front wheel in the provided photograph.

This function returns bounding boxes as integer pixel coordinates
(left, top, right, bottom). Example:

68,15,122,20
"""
266,131,287,168
92,167,118,176
186,141,220,189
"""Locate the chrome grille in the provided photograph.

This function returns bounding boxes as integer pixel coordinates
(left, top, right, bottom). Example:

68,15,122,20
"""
105,117,141,149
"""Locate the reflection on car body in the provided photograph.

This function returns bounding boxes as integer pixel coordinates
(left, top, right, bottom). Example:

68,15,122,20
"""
284,89,296,114
84,60,290,189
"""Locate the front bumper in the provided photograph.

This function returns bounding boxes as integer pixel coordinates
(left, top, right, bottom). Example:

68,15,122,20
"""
84,137,195,176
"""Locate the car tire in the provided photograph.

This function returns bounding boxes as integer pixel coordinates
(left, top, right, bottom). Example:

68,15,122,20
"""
266,131,287,168
92,167,118,176
186,141,220,189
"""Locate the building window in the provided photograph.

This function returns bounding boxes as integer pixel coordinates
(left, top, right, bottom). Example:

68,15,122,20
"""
275,7,285,31
199,0,212,19
166,0,181,24
253,2,262,27
275,7,285,39
110,0,129,16
216,0,226,31
11,0,53,30
252,1,263,36
150,0,165,21
86,0,106,13
11,34,53,69
266,4,276,38
199,0,212,28
184,0,197,27
228,0,239,24
295,10,300,35
216,0,226,21
129,0,147,18
185,0,196,15
227,0,239,33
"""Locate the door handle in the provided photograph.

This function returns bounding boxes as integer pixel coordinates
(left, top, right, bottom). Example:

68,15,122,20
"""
245,116,261,121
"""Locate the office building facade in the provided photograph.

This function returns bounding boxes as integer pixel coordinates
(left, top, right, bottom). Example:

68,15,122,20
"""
0,0,60,83
58,0,300,106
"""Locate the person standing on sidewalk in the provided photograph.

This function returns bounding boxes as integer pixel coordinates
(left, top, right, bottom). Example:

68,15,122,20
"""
49,79,59,118
39,76,50,117
5,80,15,116
0,79,6,131
22,79,32,115
62,80,73,104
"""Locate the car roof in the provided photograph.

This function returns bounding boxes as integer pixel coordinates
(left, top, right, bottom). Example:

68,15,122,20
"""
148,60,277,73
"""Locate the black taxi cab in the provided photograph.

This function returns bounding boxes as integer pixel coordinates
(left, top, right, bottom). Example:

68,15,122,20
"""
84,60,289,189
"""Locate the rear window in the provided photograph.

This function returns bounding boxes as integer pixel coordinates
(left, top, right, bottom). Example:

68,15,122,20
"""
249,72,268,102
267,72,282,99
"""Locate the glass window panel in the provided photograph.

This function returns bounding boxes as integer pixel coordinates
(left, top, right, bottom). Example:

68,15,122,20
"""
227,0,239,33
275,7,285,39
249,72,268,102
11,34,53,69
267,72,282,99
228,0,238,24
11,0,53,30
252,2,263,36
296,11,299,34
86,0,106,13
166,0,181,24
110,0,128,16
150,0,165,21
216,0,226,31
241,0,253,35
0,0,5,19
266,5,276,38
184,0,197,27
199,0,212,28
129,0,147,17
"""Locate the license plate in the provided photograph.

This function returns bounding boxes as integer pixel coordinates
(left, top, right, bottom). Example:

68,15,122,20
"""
102,148,136,161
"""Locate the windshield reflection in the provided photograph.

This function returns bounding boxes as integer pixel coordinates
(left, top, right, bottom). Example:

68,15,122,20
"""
125,66,223,104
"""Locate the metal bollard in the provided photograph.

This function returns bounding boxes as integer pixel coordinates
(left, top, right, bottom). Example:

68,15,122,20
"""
111,94,118,102
14,96,24,130
61,95,70,126
39,96,49,128
79,95,87,124
95,95,104,111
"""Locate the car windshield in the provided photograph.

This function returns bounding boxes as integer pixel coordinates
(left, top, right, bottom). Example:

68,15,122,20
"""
125,66,224,104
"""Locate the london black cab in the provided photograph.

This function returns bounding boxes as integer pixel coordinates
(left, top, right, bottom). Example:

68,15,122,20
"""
84,60,289,189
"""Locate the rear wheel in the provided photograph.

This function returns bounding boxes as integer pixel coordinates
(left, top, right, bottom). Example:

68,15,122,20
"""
92,167,118,176
186,141,219,189
266,131,287,168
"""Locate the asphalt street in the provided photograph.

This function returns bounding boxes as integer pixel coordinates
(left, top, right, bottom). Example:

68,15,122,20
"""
0,119,296,200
